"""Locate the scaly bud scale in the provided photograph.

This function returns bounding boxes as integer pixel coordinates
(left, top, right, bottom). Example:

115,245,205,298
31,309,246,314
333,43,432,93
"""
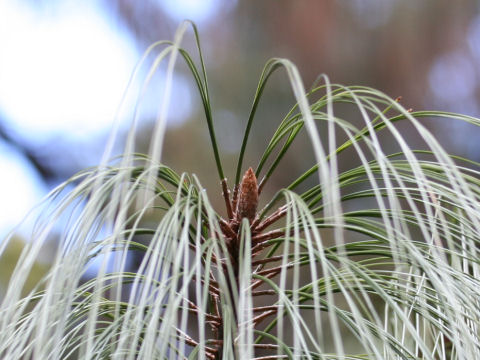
236,167,258,223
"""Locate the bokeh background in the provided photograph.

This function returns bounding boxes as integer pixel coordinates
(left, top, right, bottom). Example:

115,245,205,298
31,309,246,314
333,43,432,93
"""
1,0,480,275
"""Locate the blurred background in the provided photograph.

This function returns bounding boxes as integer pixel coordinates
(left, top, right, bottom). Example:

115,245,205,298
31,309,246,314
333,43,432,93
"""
1,0,480,267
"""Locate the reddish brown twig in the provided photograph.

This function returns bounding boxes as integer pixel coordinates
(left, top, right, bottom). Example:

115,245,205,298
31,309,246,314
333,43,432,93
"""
184,298,222,326
253,305,278,312
252,255,284,266
176,330,218,359
251,240,276,255
194,277,220,297
256,262,297,277
219,218,236,239
251,343,281,350
255,206,288,233
252,229,286,243
221,178,234,220
250,215,262,231
231,184,239,213
253,309,277,326
251,290,277,296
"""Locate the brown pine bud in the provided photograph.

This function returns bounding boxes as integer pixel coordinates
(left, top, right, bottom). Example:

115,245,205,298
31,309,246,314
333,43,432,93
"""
236,167,258,223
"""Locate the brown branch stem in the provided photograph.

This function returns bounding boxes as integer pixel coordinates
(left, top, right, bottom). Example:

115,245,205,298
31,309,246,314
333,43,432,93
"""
221,178,234,220
251,290,277,296
255,206,288,233
252,229,286,243
251,255,284,266
253,309,277,326
177,331,217,359
185,300,221,326
231,184,239,212
219,218,237,239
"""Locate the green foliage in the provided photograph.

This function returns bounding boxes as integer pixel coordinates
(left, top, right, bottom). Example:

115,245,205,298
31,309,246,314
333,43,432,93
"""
1,22,480,359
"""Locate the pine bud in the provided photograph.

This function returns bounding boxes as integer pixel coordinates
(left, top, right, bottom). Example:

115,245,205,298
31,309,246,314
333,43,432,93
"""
236,167,258,223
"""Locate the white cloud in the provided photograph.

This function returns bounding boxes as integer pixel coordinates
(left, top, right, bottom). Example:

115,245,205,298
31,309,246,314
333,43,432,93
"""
0,142,46,237
0,1,137,141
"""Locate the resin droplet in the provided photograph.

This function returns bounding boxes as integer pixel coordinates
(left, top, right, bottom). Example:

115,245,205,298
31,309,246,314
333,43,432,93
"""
237,167,258,223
